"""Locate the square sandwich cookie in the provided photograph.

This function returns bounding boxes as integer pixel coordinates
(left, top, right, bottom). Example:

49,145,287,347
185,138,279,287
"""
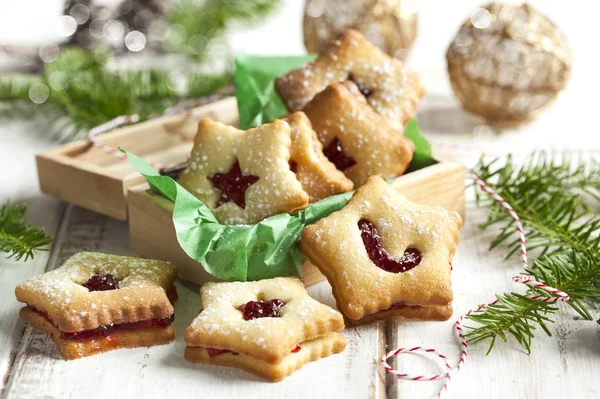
15,252,177,360
184,277,346,381
302,81,414,186
275,29,424,130
178,118,309,225
284,112,354,201
299,176,462,324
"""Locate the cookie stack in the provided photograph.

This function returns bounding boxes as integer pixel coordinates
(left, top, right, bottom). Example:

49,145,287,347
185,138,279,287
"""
178,29,424,225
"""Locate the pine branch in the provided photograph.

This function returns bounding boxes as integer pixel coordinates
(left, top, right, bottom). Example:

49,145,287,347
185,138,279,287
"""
466,152,600,353
0,201,53,261
0,48,232,142
165,0,282,60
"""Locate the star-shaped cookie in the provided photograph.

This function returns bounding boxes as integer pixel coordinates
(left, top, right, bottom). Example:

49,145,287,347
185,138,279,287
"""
178,118,309,225
275,29,425,130
15,252,177,359
184,277,346,381
284,112,354,201
302,81,414,186
299,176,462,322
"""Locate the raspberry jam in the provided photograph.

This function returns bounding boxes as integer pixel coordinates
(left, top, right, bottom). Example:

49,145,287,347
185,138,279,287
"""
289,160,298,173
238,299,285,320
387,303,422,311
26,306,174,342
291,344,301,353
358,219,422,273
82,274,119,291
207,348,239,357
209,160,260,209
323,138,356,171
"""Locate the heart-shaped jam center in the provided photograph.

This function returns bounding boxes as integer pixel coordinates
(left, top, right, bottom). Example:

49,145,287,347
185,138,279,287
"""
82,274,119,291
209,160,260,209
358,219,422,273
323,137,356,171
238,299,285,320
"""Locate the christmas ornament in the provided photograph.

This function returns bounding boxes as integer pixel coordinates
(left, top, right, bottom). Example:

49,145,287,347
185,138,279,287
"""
446,2,572,126
303,0,417,60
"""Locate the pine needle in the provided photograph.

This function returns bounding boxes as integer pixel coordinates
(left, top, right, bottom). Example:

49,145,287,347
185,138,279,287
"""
0,201,53,261
467,151,600,353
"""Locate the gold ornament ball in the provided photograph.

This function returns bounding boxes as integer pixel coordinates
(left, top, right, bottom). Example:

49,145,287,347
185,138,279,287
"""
303,0,418,60
446,2,572,126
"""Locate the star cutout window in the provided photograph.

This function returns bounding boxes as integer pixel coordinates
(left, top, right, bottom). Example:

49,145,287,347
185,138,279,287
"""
178,118,309,225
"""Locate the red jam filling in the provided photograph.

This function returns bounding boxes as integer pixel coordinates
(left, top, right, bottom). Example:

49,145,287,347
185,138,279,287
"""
238,299,285,320
386,303,422,311
209,160,260,209
289,160,298,173
291,344,301,353
82,274,119,291
323,138,356,171
26,304,174,342
358,219,422,273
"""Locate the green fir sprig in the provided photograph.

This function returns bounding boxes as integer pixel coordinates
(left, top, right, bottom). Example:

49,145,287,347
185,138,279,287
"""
0,201,53,261
165,0,281,60
467,152,600,353
0,48,231,142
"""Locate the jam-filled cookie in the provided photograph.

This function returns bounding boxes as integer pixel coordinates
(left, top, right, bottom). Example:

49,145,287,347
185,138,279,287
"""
184,277,346,381
302,81,414,186
284,112,354,201
299,176,462,324
275,29,425,130
178,118,309,225
15,252,177,360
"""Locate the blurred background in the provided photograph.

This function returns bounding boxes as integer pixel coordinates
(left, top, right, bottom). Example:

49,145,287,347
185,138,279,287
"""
0,0,597,153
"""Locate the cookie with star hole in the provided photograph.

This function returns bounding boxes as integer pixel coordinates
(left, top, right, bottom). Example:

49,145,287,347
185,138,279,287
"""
184,277,346,381
15,252,177,360
302,81,414,186
284,112,354,201
178,118,309,225
275,29,425,130
299,176,462,322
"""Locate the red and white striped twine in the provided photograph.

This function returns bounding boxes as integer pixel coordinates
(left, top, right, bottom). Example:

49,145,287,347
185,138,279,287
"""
87,87,234,171
381,169,570,398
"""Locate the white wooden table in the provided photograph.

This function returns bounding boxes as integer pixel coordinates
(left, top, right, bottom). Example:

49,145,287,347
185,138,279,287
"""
1,1,599,398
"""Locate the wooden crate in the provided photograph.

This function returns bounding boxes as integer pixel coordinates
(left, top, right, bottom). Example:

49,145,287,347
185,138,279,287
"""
36,97,239,220
128,160,466,286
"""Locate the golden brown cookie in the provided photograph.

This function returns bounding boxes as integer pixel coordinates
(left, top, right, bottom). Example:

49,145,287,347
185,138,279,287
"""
284,112,354,201
178,118,309,225
302,81,414,186
275,29,425,130
184,277,346,381
185,333,346,382
299,176,462,322
14,252,177,359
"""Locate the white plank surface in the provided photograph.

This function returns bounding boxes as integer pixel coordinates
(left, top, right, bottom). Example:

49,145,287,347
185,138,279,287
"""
1,1,600,398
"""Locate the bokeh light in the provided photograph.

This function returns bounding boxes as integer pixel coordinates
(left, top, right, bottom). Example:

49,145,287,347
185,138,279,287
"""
29,83,50,104
104,20,125,41
125,31,147,52
56,15,78,37
471,8,491,29
70,4,90,25
39,43,59,63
